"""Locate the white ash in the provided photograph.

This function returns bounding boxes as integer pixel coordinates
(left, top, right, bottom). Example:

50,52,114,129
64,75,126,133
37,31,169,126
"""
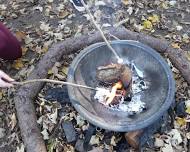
132,75,149,94
118,95,145,113
94,63,148,114
94,87,111,103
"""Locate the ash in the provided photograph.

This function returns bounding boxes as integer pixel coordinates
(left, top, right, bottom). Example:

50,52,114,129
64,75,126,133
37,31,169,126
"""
94,63,148,114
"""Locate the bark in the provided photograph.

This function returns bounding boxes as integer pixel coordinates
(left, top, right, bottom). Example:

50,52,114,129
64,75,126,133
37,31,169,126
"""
166,47,190,83
14,27,190,152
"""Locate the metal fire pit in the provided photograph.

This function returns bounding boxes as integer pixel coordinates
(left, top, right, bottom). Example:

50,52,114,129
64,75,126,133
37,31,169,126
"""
67,40,175,132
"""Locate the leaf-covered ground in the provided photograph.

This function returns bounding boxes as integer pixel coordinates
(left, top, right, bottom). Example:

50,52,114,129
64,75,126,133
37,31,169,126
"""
0,0,190,151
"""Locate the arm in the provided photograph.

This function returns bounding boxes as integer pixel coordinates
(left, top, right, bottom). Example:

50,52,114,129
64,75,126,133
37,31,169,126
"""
0,22,22,60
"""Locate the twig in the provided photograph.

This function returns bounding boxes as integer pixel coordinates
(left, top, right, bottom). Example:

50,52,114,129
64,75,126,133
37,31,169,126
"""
81,0,123,63
12,79,98,91
108,33,120,40
113,18,129,28
50,116,65,138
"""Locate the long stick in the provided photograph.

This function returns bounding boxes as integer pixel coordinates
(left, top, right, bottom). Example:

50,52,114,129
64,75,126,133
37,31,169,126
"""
12,79,98,91
81,0,123,63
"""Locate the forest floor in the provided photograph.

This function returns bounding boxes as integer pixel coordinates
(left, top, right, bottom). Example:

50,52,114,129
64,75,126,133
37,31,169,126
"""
0,0,190,151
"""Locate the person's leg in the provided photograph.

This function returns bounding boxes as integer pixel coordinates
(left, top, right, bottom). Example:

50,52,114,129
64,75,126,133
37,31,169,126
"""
0,22,22,60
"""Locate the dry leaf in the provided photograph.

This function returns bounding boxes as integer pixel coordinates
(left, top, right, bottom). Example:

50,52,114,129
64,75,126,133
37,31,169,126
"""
110,136,116,146
24,35,33,45
51,62,61,75
176,117,186,126
186,132,190,139
42,45,48,53
90,135,100,145
36,45,43,54
48,69,53,75
33,6,43,12
168,129,182,147
0,128,5,138
83,14,91,20
13,59,24,70
62,67,68,75
41,129,49,140
155,138,164,147
143,20,153,30
42,40,52,53
176,25,183,31
55,73,66,80
148,14,159,24
59,11,69,19
47,139,57,152
21,47,28,55
161,2,169,9
95,1,106,6
169,1,177,6
48,0,54,2
15,31,27,41
161,143,173,152
40,22,51,32
127,7,133,15
10,113,17,130
186,52,190,62
122,0,132,5
0,4,6,10
185,100,190,114
171,43,180,49
76,115,85,127
37,116,43,125
0,91,3,100
48,109,57,124
182,34,189,43
16,143,25,152
54,33,63,40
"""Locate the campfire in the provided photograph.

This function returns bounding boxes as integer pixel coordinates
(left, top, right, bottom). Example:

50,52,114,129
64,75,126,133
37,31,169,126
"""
94,62,148,115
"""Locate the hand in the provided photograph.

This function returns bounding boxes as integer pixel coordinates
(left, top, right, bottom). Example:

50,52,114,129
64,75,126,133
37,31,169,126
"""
0,70,14,88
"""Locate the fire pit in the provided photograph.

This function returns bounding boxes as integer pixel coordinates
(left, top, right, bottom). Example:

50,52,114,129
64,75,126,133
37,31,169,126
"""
67,40,175,132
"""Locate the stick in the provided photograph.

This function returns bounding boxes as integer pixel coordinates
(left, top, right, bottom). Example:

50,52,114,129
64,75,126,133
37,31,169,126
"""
81,0,123,63
12,79,97,91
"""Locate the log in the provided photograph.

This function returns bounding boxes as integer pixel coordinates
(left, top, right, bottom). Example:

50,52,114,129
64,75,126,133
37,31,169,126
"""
14,27,190,152
125,130,143,149
166,47,190,83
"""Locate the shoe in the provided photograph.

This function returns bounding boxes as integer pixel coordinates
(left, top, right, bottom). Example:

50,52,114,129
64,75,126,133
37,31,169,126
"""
70,0,85,12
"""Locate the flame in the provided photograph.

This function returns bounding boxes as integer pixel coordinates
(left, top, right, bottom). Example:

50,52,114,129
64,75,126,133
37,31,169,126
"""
105,81,123,105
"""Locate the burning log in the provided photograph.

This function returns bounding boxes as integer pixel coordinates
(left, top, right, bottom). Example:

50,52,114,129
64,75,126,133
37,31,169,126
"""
96,64,124,84
105,81,123,105
96,64,132,105
95,62,147,114
96,63,132,89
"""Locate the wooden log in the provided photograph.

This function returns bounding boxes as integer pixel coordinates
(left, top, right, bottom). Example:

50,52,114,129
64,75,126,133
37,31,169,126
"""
125,130,144,149
166,47,190,83
13,27,190,152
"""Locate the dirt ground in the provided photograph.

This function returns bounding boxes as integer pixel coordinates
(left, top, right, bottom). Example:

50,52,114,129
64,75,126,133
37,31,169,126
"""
0,0,190,151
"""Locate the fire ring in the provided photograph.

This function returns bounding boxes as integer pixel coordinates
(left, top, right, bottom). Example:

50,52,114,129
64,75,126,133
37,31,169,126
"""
67,40,175,132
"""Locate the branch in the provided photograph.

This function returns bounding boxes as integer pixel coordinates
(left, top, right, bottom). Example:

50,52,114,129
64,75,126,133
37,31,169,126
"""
13,79,97,91
81,0,123,63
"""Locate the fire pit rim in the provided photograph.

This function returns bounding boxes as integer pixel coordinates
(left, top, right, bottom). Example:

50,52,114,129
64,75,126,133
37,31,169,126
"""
67,40,175,132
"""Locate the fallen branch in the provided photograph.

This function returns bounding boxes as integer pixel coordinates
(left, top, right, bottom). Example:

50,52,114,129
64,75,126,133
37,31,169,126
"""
14,26,190,152
166,47,190,84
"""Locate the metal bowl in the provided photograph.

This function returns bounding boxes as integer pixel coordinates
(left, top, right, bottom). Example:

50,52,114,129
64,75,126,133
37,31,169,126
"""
67,40,175,132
